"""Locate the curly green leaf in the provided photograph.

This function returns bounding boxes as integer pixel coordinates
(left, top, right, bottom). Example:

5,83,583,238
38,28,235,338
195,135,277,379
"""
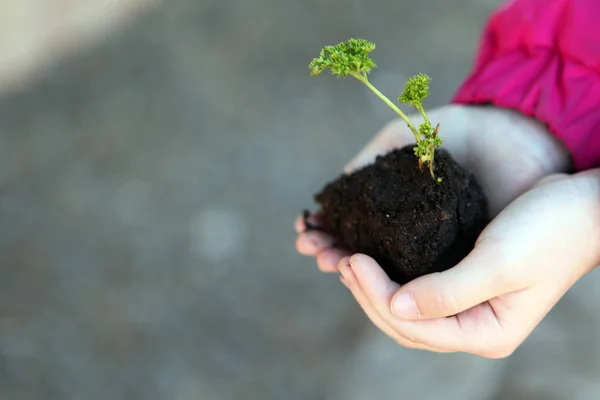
309,40,443,181
398,73,431,105
309,38,377,78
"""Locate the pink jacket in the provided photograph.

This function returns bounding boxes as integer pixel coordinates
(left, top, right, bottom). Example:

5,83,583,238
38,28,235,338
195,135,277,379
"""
453,0,600,171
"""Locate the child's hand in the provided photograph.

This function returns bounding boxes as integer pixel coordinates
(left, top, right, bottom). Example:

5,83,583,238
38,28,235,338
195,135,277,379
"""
296,105,570,272
334,170,600,357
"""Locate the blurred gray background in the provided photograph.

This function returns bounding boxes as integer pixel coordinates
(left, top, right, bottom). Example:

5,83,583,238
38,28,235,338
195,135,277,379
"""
1,0,600,399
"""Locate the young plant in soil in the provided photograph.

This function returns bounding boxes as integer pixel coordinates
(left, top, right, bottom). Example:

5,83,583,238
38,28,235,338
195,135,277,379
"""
305,38,489,284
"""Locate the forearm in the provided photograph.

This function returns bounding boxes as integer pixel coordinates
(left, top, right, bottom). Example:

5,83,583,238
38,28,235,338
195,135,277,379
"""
462,105,572,176
453,0,600,172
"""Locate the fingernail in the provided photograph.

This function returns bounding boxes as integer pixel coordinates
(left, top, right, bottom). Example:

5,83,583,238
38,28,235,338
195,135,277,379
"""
306,236,325,251
304,232,333,251
339,271,347,286
391,291,419,319
338,258,351,284
339,264,348,281
308,237,321,249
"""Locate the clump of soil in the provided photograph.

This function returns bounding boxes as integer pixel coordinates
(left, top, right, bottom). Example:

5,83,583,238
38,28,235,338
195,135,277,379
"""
312,145,489,284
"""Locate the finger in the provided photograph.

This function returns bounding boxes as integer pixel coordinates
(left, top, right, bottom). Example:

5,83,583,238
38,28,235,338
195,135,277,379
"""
348,254,402,318
316,248,351,273
296,231,336,255
396,288,547,358
294,212,325,233
344,120,414,173
294,215,306,233
344,140,393,174
389,240,528,320
533,173,569,188
339,256,401,338
339,257,450,353
346,256,507,354
387,303,507,356
393,239,585,357
345,254,463,349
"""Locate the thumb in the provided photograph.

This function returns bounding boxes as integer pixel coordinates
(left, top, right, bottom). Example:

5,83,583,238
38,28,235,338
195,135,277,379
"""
389,241,526,320
344,119,415,174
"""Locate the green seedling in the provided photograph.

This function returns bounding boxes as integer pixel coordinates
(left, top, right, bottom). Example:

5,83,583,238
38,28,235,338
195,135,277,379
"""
309,38,442,178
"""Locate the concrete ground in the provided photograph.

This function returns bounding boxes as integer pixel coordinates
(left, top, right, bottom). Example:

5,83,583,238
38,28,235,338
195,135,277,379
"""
1,0,600,398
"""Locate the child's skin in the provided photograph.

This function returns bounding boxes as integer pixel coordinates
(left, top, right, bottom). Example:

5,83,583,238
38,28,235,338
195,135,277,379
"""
295,105,600,358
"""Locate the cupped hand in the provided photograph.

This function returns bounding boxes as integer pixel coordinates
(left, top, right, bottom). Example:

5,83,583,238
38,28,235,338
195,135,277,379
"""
295,104,571,272
332,170,600,357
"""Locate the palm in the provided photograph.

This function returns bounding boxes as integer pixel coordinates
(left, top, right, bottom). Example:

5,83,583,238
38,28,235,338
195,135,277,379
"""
446,175,592,348
349,172,600,356
345,106,569,215
295,105,570,272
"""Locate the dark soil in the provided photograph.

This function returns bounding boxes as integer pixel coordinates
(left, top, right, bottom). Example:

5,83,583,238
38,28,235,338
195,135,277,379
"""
312,145,489,284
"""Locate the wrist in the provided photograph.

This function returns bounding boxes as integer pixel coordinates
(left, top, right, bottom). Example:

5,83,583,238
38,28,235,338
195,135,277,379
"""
461,105,572,176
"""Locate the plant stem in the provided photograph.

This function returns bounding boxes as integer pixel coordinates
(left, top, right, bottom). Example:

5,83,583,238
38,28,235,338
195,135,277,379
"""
414,104,430,128
351,72,421,142
429,147,436,178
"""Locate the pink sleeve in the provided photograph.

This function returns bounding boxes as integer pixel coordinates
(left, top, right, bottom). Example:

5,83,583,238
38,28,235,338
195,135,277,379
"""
452,0,600,171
